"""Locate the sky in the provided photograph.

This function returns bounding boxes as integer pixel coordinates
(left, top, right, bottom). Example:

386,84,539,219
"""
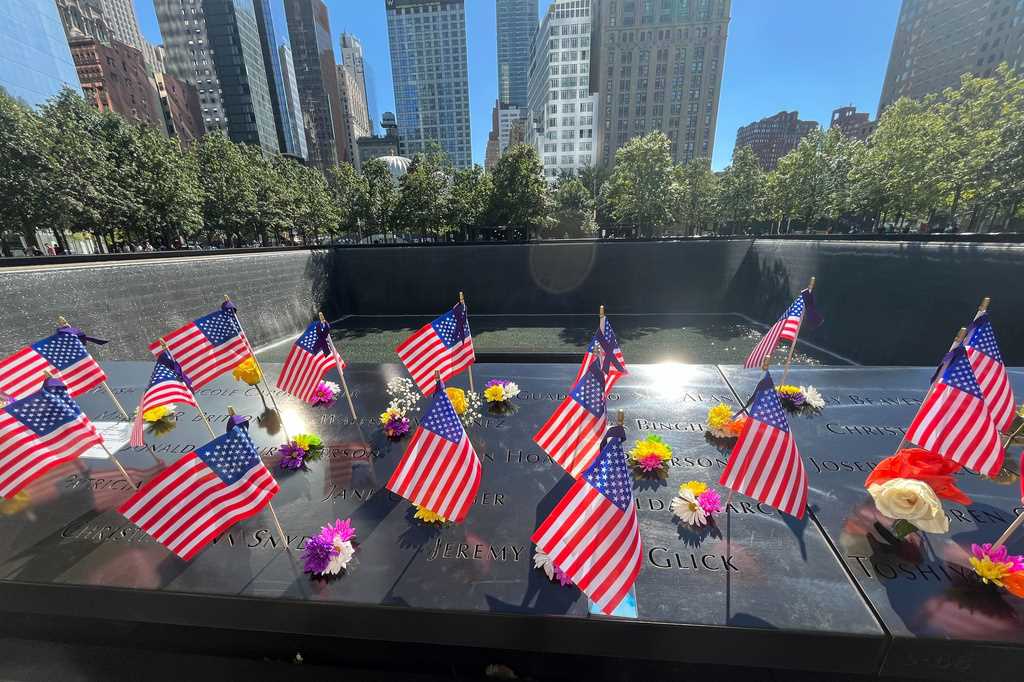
133,0,901,171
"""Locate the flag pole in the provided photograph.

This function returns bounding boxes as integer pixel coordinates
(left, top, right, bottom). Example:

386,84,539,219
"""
57,316,132,422
599,304,606,333
459,291,475,394
160,339,217,440
780,277,814,385
978,297,1022,446
894,327,968,452
992,511,1024,552
223,295,290,442
319,312,358,421
229,406,289,552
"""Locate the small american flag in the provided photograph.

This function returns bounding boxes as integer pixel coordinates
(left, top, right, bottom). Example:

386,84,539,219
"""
118,421,279,561
964,312,1015,434
744,289,821,369
0,378,103,499
130,352,198,448
276,321,340,402
0,330,107,399
532,425,642,615
395,303,474,396
719,372,808,518
535,360,607,478
573,319,628,395
906,346,1004,476
147,306,250,390
386,378,481,522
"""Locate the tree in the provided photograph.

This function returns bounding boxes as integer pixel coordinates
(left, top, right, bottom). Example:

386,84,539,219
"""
0,88,58,254
676,156,719,235
126,125,202,248
490,143,549,238
549,177,597,237
193,132,257,246
603,132,680,236
361,158,398,235
448,165,493,237
393,153,453,239
717,146,763,232
325,162,369,237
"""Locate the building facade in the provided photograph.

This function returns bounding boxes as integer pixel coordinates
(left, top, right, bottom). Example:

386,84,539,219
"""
734,110,818,171
878,0,1024,115
496,0,538,108
253,0,300,156
356,111,402,169
0,0,82,107
338,34,373,163
829,105,875,142
98,0,164,75
590,0,730,166
56,0,112,44
284,0,348,169
278,44,309,161
386,0,472,168
68,31,164,129
527,0,599,180
155,70,204,145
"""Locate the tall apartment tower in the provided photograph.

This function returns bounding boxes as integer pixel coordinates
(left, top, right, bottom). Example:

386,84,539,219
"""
279,44,309,160
338,34,373,162
155,0,279,154
253,0,300,156
497,0,538,107
386,0,472,168
734,110,818,171
284,0,348,169
878,0,1024,116
590,0,730,166
527,0,598,180
829,105,875,142
98,0,144,49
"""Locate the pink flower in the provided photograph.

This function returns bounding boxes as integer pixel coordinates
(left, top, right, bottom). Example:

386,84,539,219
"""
972,543,1024,571
325,518,356,543
554,566,572,586
697,489,723,515
638,454,664,472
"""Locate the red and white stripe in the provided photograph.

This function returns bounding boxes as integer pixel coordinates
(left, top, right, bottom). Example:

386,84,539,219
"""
386,428,481,523
905,384,1005,476
744,314,800,369
574,348,627,396
276,344,337,403
0,348,105,399
719,417,808,518
966,347,1015,434
533,398,607,478
118,453,279,561
532,478,642,615
147,324,250,390
0,412,103,499
130,379,198,448
396,325,475,396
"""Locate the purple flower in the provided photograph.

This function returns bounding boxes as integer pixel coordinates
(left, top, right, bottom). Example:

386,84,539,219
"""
554,566,572,586
384,415,410,439
973,543,1024,571
790,391,806,406
697,489,723,515
485,379,506,389
302,534,335,574
324,518,356,543
278,441,306,470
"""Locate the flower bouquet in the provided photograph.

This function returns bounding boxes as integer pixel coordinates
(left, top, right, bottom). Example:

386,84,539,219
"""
775,384,825,414
380,377,421,439
310,380,340,407
705,403,748,441
483,379,520,414
864,447,971,538
627,435,672,475
302,519,356,577
671,480,724,527
533,549,572,586
278,433,325,471
970,543,1024,598
446,387,481,427
379,407,411,440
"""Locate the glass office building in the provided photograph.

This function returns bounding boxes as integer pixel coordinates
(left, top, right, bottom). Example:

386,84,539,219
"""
0,0,82,108
496,0,537,108
253,0,301,157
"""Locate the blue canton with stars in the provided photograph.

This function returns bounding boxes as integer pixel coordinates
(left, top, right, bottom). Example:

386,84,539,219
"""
194,310,241,347
149,360,183,388
750,375,790,433
196,428,261,485
571,362,606,418
941,351,984,398
31,333,88,371
430,306,471,349
583,434,633,511
967,315,1003,364
782,295,804,321
5,385,82,436
420,386,465,443
296,322,328,355
589,320,621,353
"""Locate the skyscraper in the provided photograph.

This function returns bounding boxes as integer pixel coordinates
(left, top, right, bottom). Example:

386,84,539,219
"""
284,0,348,169
155,0,280,154
527,0,598,180
279,44,309,160
590,0,731,165
56,0,112,44
98,0,145,50
253,0,300,156
878,0,1024,116
386,0,472,168
829,106,875,142
496,0,537,108
339,33,373,141
0,0,82,107
734,111,818,171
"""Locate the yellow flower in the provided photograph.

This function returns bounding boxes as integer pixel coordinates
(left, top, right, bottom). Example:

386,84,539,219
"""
446,387,467,415
484,384,506,403
379,407,402,425
706,403,735,430
294,433,322,451
776,385,802,396
628,436,672,464
970,556,1014,586
232,357,263,385
680,480,708,497
142,404,173,422
413,505,447,523
0,492,30,516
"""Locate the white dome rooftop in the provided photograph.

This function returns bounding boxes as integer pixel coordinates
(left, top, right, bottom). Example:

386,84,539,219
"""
378,155,412,180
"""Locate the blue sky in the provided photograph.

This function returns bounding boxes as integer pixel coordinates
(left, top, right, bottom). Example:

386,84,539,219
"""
133,0,900,170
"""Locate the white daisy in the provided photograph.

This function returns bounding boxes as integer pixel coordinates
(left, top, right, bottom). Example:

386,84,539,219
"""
671,489,707,526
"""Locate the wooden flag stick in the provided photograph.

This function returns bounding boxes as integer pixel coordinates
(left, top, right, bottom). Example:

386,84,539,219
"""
780,276,814,385
617,408,624,427
599,304,606,333
160,339,217,440
993,511,1024,551
319,312,358,421
58,316,133,422
459,291,475,394
229,406,289,552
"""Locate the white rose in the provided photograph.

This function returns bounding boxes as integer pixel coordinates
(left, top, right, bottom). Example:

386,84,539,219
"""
867,478,948,533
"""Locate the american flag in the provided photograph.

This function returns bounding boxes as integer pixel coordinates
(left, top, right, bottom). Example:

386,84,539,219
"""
719,372,808,518
147,306,250,390
535,360,607,478
385,378,481,523
118,421,279,561
395,303,474,396
0,330,107,399
573,319,628,395
744,289,821,369
964,312,1015,434
532,426,642,615
906,346,1004,476
0,378,103,499
130,352,198,448
276,321,339,402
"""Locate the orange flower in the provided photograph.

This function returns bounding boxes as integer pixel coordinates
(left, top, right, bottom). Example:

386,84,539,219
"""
1005,571,1024,598
724,415,747,436
864,448,971,505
